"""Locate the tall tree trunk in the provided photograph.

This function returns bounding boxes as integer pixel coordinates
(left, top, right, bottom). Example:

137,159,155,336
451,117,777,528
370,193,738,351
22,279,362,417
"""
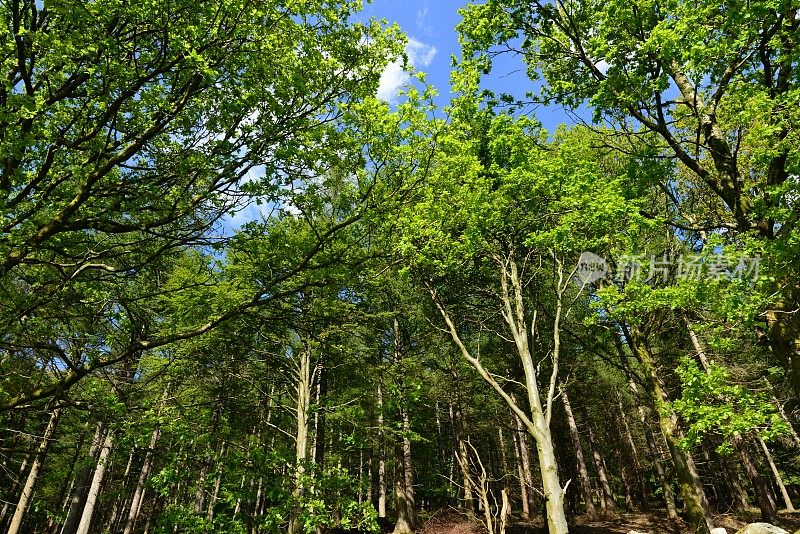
436,401,447,487
123,425,162,534
313,363,327,468
392,441,413,534
250,476,263,534
453,399,475,514
76,430,114,534
431,255,571,533
206,440,227,522
0,455,30,529
585,416,615,512
498,427,512,498
392,317,417,527
7,407,61,534
624,369,678,519
60,422,105,534
401,408,417,528
512,420,531,519
723,454,750,512
616,448,634,511
625,324,714,534
194,403,221,516
616,393,648,510
377,380,387,518
46,427,88,534
458,436,475,513
561,387,596,517
109,446,136,533
289,341,312,534
757,434,796,511
735,436,777,522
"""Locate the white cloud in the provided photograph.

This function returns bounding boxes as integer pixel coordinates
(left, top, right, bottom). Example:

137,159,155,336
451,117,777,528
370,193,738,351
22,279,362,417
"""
416,4,428,28
595,60,610,75
416,2,433,36
377,37,437,102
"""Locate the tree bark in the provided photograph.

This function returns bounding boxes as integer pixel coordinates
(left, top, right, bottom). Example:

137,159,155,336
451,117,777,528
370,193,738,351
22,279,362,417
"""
393,317,417,528
123,426,161,534
735,435,777,522
616,393,648,510
313,363,327,468
757,434,796,512
431,254,571,533
402,408,417,528
585,416,615,512
561,388,596,517
455,403,475,513
377,380,387,518
289,341,312,534
76,430,114,534
108,446,136,533
392,441,413,534
0,455,30,529
723,454,750,512
625,325,714,534
60,422,105,534
498,427,512,498
623,366,678,519
511,420,531,519
7,407,61,534
206,440,227,522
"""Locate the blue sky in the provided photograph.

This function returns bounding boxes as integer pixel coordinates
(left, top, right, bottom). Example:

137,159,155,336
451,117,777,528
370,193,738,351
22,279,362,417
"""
225,0,579,230
361,0,578,131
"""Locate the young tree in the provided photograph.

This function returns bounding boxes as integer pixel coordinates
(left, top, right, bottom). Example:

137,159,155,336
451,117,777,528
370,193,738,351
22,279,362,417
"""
397,87,644,532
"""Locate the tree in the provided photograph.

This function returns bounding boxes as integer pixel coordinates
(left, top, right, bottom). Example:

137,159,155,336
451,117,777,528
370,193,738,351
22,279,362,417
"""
397,83,644,532
457,0,800,399
0,0,404,409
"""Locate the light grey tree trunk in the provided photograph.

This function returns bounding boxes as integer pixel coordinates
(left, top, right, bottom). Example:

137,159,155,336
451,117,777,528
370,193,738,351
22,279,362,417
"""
402,408,417,528
431,253,571,534
7,407,61,534
289,341,312,534
76,430,114,534
511,424,531,518
757,434,795,511
377,380,387,518
561,388,595,517
123,425,161,534
498,427,512,499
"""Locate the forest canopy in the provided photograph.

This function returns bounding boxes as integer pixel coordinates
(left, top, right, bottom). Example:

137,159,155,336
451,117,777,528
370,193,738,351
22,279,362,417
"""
1,1,799,534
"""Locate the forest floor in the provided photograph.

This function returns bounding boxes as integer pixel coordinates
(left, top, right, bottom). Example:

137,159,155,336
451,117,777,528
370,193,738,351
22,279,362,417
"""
414,510,800,534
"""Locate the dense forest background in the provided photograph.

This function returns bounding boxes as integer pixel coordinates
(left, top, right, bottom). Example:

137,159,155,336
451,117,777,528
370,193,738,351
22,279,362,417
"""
1,1,799,533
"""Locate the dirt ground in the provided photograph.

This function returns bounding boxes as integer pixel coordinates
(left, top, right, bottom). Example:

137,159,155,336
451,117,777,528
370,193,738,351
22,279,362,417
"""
414,510,800,534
